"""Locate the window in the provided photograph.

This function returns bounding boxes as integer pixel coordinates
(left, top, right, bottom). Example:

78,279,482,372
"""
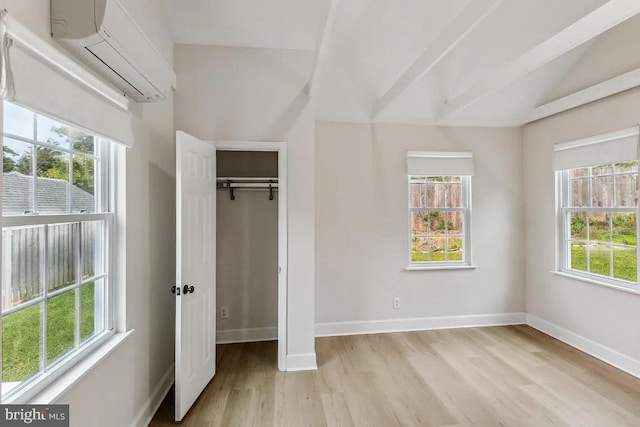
1,102,114,401
558,162,638,285
409,175,471,265
406,150,474,268
555,126,639,290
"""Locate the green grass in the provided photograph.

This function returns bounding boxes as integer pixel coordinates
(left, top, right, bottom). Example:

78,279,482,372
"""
412,242,636,279
412,250,463,262
570,245,637,282
2,284,95,383
571,214,637,246
588,228,638,246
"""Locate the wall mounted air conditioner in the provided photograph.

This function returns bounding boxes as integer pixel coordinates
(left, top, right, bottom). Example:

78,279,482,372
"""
51,0,176,103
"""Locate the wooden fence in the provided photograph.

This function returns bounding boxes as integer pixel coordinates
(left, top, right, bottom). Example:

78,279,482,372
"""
1,222,97,309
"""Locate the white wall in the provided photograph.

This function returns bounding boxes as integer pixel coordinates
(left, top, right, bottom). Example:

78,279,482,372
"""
174,44,317,365
524,16,640,368
524,87,640,365
217,192,278,332
315,122,525,327
0,1,176,426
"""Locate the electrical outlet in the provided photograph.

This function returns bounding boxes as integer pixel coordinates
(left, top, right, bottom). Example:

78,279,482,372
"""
393,297,401,309
220,306,229,319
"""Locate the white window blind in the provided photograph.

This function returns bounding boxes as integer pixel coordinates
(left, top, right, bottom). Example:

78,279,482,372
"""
553,126,639,171
406,151,474,176
0,12,134,146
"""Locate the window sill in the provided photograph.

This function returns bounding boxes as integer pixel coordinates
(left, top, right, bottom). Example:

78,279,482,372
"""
551,270,640,296
405,264,477,271
26,330,135,404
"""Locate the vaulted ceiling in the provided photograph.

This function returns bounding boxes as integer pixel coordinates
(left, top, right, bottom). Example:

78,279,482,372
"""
164,0,640,127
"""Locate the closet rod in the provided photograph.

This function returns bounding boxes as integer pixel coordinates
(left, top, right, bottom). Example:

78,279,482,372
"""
216,178,278,200
216,182,279,189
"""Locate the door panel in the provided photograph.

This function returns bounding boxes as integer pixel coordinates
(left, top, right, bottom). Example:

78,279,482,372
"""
175,131,217,421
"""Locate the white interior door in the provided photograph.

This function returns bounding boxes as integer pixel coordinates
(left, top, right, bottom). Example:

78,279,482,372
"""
175,131,217,421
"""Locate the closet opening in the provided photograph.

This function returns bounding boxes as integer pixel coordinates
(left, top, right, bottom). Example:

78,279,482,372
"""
215,142,288,370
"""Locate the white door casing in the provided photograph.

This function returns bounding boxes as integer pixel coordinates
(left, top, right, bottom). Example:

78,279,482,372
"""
175,131,217,421
213,140,288,371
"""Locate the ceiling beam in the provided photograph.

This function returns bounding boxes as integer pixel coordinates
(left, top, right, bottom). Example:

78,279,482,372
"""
439,0,640,120
525,67,640,123
306,0,339,97
372,0,503,119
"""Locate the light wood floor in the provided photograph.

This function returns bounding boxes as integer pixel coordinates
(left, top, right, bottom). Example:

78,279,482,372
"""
150,325,640,426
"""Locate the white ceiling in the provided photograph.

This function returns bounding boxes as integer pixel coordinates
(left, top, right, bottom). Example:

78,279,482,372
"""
164,0,328,50
165,0,639,126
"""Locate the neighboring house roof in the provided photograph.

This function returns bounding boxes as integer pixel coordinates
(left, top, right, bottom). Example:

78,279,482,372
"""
2,172,95,214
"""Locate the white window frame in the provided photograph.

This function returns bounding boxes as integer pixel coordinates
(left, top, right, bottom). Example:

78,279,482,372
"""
556,165,640,292
407,175,473,269
1,106,117,403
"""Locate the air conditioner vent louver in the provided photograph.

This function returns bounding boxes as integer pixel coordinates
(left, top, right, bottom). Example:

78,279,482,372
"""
85,45,144,97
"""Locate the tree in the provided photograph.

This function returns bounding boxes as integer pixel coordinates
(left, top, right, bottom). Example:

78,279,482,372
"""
47,126,95,195
4,124,95,195
71,156,94,195
36,146,67,178
3,145,18,172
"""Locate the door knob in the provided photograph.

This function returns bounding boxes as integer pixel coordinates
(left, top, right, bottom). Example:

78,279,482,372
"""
183,284,195,294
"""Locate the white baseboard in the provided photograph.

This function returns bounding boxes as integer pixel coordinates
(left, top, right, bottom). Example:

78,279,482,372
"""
315,312,527,337
526,314,640,379
217,327,278,344
286,353,318,371
130,363,174,427
216,328,317,372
